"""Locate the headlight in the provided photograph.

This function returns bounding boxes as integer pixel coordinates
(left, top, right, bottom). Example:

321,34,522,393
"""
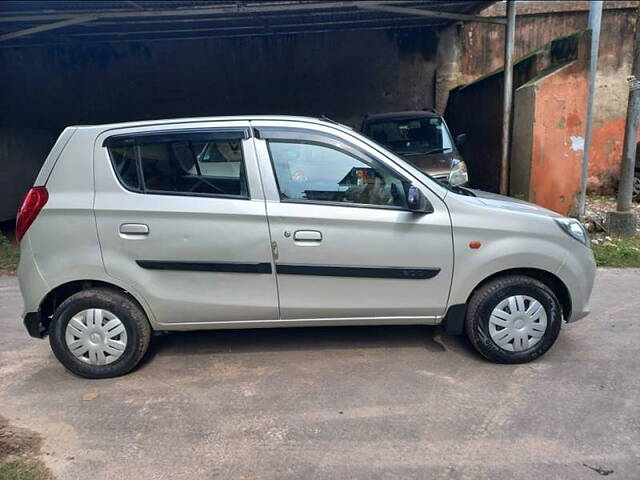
555,218,589,246
448,158,468,186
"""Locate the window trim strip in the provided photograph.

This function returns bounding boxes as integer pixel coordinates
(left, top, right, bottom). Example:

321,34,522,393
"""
277,198,412,212
102,128,250,148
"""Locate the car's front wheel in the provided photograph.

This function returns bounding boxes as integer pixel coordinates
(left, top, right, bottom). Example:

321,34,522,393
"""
49,288,152,378
465,275,562,363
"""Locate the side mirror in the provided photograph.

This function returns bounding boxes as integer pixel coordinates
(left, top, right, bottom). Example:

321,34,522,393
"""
448,158,469,187
406,185,433,213
455,133,467,149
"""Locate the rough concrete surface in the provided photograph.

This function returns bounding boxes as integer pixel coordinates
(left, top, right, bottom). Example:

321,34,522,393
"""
0,270,639,479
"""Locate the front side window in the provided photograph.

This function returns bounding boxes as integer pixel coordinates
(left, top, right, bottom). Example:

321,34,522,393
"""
365,117,453,157
268,139,408,208
106,131,248,198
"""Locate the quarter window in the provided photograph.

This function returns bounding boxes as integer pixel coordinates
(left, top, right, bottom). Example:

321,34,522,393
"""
268,140,408,208
106,132,248,198
109,145,139,191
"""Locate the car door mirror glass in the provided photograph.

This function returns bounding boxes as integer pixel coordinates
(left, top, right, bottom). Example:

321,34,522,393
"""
455,133,467,149
406,185,433,213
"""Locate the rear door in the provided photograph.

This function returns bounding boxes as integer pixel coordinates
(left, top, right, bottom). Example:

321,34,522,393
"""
93,121,278,327
251,120,454,322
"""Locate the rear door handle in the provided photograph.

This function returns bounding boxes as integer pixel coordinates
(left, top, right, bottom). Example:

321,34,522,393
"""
119,223,149,235
293,230,322,242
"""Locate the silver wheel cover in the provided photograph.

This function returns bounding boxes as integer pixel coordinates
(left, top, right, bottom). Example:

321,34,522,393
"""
65,309,128,365
489,295,548,352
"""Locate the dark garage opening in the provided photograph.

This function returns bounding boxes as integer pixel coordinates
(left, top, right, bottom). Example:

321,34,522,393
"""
0,1,494,221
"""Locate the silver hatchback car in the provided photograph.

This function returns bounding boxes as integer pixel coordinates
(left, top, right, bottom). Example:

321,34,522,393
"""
17,116,596,378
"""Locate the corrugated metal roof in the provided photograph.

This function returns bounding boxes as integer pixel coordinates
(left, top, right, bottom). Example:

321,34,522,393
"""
0,1,497,46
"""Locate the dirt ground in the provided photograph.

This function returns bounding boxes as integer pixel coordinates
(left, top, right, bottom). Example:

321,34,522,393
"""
0,415,52,479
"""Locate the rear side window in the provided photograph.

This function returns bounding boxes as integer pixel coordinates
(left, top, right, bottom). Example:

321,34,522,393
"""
105,130,249,198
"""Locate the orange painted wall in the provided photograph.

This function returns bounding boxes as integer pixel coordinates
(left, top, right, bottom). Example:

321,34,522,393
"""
530,67,588,215
460,4,638,194
587,117,640,192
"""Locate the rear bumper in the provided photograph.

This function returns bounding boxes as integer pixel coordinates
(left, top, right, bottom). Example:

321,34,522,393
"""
23,311,45,338
17,234,50,316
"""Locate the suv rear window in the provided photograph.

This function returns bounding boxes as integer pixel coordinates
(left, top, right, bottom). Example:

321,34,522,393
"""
105,130,248,198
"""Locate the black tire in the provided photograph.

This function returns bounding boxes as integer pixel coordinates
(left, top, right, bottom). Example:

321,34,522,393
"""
49,288,152,378
465,275,562,364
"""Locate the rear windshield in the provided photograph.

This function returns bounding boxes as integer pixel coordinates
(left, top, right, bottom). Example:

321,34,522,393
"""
364,117,453,156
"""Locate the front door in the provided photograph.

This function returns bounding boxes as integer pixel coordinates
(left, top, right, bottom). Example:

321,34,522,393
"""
93,121,279,327
251,121,453,322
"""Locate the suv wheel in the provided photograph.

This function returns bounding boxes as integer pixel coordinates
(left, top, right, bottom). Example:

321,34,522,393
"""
49,288,152,378
465,275,562,364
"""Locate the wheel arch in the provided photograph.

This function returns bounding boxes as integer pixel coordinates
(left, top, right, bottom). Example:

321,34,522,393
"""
36,279,153,337
467,268,572,321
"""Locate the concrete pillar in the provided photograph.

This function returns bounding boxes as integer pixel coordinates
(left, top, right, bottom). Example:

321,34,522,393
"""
435,24,463,113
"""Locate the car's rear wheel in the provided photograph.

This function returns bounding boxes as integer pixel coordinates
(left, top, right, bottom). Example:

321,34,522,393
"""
49,288,152,378
465,275,562,363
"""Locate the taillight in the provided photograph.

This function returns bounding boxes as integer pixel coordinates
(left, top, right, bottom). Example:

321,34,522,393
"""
16,187,49,242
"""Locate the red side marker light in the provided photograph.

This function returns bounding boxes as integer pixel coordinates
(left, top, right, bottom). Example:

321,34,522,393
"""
469,241,482,249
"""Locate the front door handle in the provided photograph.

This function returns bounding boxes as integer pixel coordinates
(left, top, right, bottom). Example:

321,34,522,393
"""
293,230,322,242
120,223,149,235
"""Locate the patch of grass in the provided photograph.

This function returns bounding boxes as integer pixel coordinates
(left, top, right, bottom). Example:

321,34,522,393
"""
586,192,616,202
591,233,640,267
0,231,19,274
0,460,52,480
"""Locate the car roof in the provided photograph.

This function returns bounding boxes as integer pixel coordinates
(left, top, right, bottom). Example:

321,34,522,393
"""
363,110,442,123
70,115,348,132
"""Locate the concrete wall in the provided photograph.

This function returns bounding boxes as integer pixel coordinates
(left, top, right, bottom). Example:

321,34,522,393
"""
510,33,590,215
0,29,438,131
445,32,586,194
0,28,439,220
447,29,592,215
459,1,639,193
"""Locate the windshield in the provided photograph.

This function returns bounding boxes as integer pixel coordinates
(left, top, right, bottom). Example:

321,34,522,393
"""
365,117,453,156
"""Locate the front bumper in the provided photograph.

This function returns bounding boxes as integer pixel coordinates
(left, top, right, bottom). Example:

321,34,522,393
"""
556,245,597,323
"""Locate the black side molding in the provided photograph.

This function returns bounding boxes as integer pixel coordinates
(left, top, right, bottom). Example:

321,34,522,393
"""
136,260,439,279
136,260,272,274
442,304,467,335
275,264,440,279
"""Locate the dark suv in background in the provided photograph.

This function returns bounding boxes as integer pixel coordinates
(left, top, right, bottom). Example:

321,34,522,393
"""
361,110,468,187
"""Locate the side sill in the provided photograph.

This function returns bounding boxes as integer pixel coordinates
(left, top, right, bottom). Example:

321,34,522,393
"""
156,316,442,331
